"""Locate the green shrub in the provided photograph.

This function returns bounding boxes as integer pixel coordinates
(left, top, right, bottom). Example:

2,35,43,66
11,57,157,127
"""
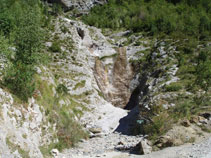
143,111,173,141
0,13,14,36
0,0,45,101
196,49,211,91
165,82,182,92
55,109,88,151
52,3,63,16
49,41,61,53
0,34,12,57
13,6,43,64
172,100,193,119
3,63,36,101
56,84,68,95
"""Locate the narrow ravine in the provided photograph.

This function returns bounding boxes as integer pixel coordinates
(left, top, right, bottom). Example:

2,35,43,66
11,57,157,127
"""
0,1,210,157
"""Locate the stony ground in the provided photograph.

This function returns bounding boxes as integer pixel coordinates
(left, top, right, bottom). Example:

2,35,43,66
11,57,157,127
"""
57,136,211,158
58,106,144,157
59,132,143,157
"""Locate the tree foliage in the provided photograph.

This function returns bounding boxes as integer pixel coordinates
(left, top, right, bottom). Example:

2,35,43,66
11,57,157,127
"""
0,0,45,101
196,48,211,91
83,0,211,38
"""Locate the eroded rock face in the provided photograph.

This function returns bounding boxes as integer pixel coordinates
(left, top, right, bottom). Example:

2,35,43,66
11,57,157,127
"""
0,88,52,158
48,0,107,11
131,40,180,121
48,17,129,134
94,47,134,108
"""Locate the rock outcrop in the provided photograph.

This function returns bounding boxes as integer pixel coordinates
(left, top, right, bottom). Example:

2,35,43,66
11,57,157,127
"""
47,0,107,11
48,16,133,134
94,47,134,108
0,15,135,157
0,87,52,158
135,139,152,155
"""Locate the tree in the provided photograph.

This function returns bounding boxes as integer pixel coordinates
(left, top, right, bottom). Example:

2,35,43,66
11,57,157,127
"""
196,50,211,91
2,0,44,101
14,5,43,65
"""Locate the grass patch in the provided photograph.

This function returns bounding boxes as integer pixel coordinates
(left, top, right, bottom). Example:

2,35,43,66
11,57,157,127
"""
56,84,68,95
165,82,182,92
200,125,211,133
49,41,61,53
35,76,88,152
96,89,104,98
143,93,211,142
73,80,86,90
6,137,30,158
54,108,88,151
39,144,54,158
99,53,117,60
143,106,174,142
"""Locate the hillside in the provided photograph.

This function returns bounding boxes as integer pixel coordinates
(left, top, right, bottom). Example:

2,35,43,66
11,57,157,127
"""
0,0,210,158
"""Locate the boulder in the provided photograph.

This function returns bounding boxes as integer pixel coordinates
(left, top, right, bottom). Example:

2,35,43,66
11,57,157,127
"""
51,149,59,157
190,116,199,124
200,112,211,120
89,127,102,134
155,136,174,148
94,47,134,108
181,119,191,127
198,116,208,124
135,139,152,155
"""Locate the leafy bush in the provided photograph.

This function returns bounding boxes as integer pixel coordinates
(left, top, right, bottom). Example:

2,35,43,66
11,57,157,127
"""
56,84,68,95
0,34,12,57
49,41,61,53
0,13,14,36
0,0,45,101
196,49,211,91
52,3,63,16
3,63,36,101
165,82,182,92
55,109,88,151
143,111,173,141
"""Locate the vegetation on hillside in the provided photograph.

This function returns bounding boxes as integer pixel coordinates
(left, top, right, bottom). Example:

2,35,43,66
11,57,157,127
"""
141,40,211,142
83,0,211,38
0,0,45,101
